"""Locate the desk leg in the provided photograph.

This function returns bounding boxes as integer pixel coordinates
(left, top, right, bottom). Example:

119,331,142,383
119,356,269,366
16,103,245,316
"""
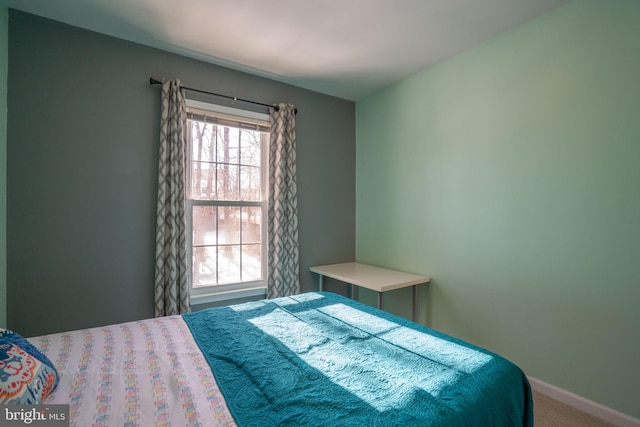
318,275,324,292
412,285,418,322
352,285,358,301
377,292,384,311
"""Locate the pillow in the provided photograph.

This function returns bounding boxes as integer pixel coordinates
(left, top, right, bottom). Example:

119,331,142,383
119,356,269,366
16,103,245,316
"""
0,329,59,404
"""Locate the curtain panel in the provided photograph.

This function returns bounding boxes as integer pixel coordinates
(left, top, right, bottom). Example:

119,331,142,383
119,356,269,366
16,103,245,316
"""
267,104,301,299
154,80,190,316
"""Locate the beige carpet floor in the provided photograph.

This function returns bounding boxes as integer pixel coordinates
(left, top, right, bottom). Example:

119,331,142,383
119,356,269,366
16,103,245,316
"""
533,391,617,427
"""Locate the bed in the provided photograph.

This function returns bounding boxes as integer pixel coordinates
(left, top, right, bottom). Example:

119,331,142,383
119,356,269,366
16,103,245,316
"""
8,292,533,426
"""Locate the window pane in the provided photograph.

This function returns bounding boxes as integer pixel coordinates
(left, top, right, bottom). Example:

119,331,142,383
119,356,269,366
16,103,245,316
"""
193,206,216,245
189,120,216,200
229,128,240,164
216,163,239,200
191,163,216,200
193,246,216,287
218,245,240,284
240,165,261,201
218,206,240,244
242,207,261,243
240,131,262,167
242,244,262,281
191,121,215,163
216,126,239,164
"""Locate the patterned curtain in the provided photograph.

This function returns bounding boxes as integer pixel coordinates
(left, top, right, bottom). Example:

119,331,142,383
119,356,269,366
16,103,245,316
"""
154,80,190,316
267,104,300,298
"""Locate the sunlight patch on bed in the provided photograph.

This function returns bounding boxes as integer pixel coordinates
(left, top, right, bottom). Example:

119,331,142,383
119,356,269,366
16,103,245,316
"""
312,303,492,373
276,292,325,306
230,292,325,313
379,328,493,375
317,303,400,335
229,300,269,312
248,305,492,411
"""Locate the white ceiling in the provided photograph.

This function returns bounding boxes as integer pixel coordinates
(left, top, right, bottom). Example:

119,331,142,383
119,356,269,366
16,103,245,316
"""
7,0,570,101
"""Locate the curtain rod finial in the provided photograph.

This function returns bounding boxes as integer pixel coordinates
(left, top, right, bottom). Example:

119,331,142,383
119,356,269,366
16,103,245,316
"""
149,77,162,85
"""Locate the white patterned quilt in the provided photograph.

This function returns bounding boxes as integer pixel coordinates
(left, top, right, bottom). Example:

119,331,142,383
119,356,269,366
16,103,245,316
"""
29,315,236,427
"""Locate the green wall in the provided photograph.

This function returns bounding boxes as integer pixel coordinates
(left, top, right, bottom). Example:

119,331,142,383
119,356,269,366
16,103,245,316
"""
0,0,7,329
356,0,639,419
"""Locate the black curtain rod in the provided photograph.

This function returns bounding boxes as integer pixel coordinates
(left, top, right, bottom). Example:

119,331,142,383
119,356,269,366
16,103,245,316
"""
149,78,297,114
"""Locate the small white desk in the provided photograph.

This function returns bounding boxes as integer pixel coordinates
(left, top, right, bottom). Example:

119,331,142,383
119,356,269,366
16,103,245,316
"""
309,262,431,322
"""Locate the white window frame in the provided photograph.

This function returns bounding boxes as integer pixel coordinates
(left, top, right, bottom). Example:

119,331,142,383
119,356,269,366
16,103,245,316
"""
185,99,269,305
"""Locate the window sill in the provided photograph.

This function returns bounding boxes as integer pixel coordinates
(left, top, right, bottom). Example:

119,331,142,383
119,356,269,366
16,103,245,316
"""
190,286,267,305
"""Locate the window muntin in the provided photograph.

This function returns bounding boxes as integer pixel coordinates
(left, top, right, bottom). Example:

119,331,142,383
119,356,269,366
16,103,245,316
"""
186,100,269,300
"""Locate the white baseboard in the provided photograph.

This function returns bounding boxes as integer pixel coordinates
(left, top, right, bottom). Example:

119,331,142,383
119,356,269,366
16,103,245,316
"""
528,376,640,427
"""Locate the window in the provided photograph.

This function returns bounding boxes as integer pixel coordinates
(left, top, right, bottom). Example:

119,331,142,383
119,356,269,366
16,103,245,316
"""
186,99,269,303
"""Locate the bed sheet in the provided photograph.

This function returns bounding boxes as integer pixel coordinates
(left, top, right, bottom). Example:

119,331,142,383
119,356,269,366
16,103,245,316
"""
29,315,236,427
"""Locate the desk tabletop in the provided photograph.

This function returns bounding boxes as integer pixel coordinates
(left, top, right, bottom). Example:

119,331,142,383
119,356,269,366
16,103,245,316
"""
309,262,430,293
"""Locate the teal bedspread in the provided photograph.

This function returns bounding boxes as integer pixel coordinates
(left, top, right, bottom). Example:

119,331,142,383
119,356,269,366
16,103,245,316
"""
183,292,533,427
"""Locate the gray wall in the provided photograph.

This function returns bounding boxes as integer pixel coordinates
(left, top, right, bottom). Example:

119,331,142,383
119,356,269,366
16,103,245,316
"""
0,1,7,328
7,10,355,336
